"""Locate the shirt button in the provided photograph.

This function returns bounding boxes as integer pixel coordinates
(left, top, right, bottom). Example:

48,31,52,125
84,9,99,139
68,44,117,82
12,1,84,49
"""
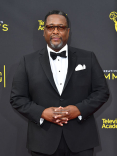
59,71,60,72
60,99,64,101
58,59,59,61
60,83,62,85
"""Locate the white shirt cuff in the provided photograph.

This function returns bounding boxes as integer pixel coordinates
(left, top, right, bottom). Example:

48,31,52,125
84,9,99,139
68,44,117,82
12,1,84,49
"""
40,118,44,125
78,115,82,120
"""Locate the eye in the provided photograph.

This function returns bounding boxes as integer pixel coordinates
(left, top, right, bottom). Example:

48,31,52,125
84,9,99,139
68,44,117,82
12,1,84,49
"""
59,26,64,30
58,26,67,31
46,26,54,31
48,26,54,30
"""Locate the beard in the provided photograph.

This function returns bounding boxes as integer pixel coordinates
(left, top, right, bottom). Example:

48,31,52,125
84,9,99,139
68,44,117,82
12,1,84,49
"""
50,37,63,50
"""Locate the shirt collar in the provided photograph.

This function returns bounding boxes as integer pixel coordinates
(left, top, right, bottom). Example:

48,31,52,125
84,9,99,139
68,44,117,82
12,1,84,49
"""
47,44,68,58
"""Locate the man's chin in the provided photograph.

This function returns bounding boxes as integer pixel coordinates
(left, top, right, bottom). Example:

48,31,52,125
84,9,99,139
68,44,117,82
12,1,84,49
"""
50,41,63,50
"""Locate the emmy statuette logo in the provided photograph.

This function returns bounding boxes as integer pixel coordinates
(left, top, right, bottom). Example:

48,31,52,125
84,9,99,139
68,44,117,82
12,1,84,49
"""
109,11,117,32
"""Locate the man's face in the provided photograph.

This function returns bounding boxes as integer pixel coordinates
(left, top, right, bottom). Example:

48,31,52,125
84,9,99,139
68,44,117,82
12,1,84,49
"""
44,14,70,52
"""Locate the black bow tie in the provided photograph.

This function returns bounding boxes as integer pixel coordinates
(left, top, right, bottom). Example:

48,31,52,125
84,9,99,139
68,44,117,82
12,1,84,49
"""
50,51,67,60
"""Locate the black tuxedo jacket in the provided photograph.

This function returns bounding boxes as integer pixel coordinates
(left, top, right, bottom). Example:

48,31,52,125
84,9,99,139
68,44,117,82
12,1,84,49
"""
10,46,109,154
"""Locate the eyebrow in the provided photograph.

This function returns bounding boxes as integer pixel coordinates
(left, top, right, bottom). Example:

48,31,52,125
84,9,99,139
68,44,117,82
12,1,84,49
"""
47,24,64,26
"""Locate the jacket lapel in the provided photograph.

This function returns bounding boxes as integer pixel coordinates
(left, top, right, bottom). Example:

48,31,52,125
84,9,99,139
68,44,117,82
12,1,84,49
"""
39,47,59,94
62,47,77,93
39,46,77,95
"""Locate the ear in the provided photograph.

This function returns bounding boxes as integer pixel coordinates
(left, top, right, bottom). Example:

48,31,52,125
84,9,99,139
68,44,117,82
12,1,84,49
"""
67,28,70,37
68,28,70,33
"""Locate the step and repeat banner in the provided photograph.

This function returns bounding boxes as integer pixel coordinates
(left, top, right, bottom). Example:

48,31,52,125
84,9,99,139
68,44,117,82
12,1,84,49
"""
0,0,117,156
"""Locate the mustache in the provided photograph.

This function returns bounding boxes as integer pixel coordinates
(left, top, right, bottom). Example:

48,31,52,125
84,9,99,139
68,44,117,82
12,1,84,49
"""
50,36,62,40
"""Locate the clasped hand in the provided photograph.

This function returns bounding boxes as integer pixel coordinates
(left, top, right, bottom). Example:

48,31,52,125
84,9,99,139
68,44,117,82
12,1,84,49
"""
41,105,81,126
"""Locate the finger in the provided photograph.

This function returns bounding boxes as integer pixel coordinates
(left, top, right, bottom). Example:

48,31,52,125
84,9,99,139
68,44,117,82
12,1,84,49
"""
59,120,68,124
59,117,68,123
59,106,63,109
53,120,63,126
60,117,68,121
53,114,62,119
56,122,63,126
60,121,68,124
55,117,68,124
54,111,69,115
55,117,68,123
54,106,64,111
59,111,69,117
60,109,69,115
60,118,68,124
53,111,62,115
54,108,62,112
55,119,61,123
58,123,63,126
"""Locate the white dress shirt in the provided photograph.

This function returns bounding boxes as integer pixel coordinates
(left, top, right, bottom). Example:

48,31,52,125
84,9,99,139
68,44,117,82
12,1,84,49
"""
47,44,68,95
40,44,82,125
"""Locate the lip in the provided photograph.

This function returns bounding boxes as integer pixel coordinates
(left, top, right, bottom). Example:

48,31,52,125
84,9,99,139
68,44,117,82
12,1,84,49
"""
51,37,61,41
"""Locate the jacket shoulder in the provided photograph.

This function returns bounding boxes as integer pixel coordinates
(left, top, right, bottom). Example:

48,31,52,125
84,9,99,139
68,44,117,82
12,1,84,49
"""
69,46,93,57
23,47,46,60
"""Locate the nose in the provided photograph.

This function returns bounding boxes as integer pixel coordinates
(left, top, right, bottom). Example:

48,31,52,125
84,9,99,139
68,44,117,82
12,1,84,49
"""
53,27,59,34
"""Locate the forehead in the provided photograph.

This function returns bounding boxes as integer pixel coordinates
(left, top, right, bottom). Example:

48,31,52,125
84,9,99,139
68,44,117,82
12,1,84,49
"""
46,14,67,25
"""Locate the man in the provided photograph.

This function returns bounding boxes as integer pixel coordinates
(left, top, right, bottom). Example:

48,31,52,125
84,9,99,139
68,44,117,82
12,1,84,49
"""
10,10,109,156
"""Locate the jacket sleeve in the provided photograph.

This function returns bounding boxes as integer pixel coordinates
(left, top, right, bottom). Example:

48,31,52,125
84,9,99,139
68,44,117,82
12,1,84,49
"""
76,52,110,121
10,56,45,126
